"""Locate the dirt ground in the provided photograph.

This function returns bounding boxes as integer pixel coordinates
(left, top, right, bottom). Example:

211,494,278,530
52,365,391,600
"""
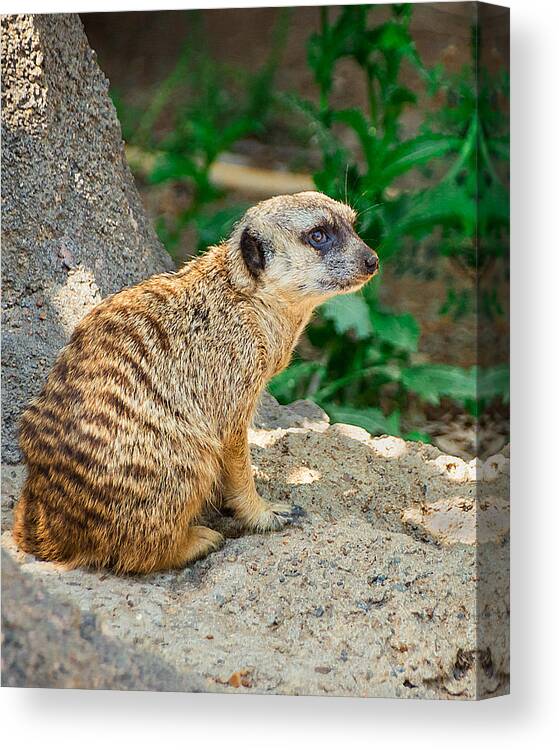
1,394,509,698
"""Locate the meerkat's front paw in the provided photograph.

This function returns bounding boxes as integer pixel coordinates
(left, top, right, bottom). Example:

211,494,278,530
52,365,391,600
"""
248,501,295,532
225,489,301,533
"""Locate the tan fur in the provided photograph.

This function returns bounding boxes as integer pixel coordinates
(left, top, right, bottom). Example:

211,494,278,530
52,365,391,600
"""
14,191,378,574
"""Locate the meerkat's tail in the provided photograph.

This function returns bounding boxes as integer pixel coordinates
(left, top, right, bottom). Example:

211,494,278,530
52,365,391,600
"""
13,488,40,557
13,479,94,569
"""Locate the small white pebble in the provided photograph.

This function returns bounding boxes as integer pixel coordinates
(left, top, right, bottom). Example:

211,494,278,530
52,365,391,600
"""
432,455,469,482
467,458,482,481
287,466,321,485
482,454,509,481
332,423,371,445
371,436,407,459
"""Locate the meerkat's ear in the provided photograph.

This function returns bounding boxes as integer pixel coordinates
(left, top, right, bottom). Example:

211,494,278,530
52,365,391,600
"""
240,228,266,278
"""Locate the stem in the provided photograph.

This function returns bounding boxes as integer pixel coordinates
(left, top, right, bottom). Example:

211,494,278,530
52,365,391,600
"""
367,70,378,130
319,6,331,118
478,126,502,185
314,366,380,402
320,6,329,41
442,114,478,184
305,344,333,398
345,346,365,402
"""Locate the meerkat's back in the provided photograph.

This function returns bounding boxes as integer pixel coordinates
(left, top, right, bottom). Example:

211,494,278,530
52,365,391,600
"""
14,260,236,573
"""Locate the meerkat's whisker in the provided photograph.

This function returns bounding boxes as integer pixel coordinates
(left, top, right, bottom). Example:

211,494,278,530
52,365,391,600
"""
355,203,382,220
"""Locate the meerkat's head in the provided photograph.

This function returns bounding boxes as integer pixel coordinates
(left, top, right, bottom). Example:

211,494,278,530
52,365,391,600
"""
227,191,379,302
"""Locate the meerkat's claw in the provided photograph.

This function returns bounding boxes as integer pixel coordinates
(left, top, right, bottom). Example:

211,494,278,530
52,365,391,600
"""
249,502,295,532
288,504,306,518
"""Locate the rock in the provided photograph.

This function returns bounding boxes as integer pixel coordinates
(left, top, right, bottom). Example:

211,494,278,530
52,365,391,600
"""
331,423,371,445
1,395,509,699
249,393,330,448
1,464,26,530
370,435,409,459
254,392,329,431
430,454,470,482
482,453,510,481
1,551,211,692
402,494,509,546
1,14,173,463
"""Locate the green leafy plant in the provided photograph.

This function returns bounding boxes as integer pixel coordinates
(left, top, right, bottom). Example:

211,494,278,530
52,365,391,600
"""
115,10,290,256
115,4,508,443
269,4,509,440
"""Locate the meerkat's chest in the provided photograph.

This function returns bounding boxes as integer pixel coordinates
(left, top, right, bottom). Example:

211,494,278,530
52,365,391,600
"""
250,304,310,379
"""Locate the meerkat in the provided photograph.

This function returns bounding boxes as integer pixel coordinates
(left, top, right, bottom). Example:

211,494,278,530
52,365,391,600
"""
14,191,379,574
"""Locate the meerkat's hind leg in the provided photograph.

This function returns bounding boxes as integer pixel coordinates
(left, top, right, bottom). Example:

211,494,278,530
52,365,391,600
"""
167,525,225,569
129,525,225,574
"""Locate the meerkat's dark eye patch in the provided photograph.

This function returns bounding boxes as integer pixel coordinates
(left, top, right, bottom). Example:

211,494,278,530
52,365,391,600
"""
307,226,335,251
240,228,266,278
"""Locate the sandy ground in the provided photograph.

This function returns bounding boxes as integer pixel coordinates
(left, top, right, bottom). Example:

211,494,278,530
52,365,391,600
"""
2,395,509,699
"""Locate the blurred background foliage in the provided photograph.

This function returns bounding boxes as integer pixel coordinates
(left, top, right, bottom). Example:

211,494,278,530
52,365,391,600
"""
99,2,509,456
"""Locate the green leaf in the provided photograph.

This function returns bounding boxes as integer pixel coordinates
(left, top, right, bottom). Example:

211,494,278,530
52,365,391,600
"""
478,365,510,403
385,85,417,108
402,365,477,405
324,405,401,437
366,21,410,52
424,63,445,96
148,153,200,184
370,310,420,352
401,365,509,407
314,365,394,401
320,295,373,339
379,183,477,259
331,108,376,168
269,362,322,403
404,430,431,444
220,116,258,150
380,134,461,184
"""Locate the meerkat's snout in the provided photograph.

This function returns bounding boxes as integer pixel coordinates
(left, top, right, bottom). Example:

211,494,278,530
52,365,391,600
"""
348,239,379,285
331,236,379,292
361,246,379,276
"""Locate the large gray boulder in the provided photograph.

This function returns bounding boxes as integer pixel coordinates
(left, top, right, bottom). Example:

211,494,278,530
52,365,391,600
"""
1,14,173,463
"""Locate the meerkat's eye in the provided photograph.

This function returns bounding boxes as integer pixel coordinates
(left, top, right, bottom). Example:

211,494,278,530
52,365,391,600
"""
308,227,331,249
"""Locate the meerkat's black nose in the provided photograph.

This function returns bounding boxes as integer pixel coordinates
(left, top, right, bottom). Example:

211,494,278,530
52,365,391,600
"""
363,251,379,275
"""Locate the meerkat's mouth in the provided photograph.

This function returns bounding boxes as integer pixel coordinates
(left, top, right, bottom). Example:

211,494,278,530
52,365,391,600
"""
321,274,374,293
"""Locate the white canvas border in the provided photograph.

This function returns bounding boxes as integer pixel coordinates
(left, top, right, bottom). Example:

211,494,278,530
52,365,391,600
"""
1,0,557,747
